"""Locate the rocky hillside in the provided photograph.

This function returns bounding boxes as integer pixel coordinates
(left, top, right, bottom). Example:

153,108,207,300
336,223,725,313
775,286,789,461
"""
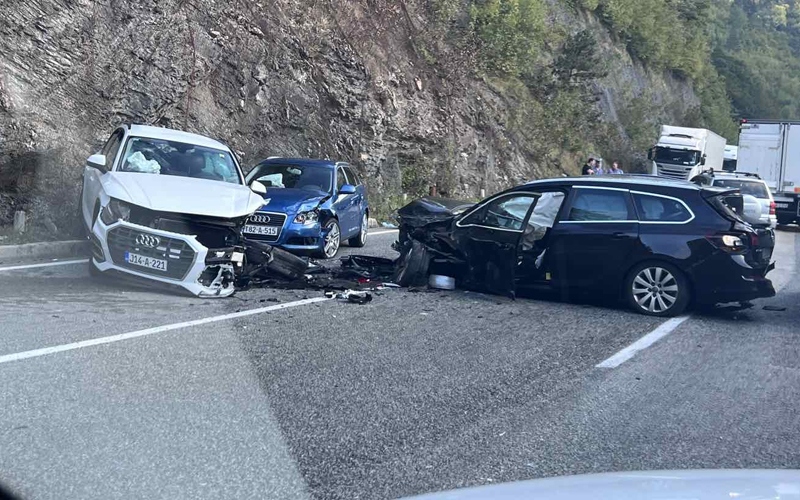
0,0,707,239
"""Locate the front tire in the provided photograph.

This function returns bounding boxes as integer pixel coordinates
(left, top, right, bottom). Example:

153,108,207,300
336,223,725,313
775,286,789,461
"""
319,219,341,259
348,213,368,248
624,262,690,317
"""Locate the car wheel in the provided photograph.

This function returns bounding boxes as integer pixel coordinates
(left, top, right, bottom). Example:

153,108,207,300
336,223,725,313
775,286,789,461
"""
320,219,341,259
348,213,368,248
625,262,690,317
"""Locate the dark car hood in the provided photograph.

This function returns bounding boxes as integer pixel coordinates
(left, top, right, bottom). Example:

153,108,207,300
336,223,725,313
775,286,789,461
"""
256,187,329,215
397,197,476,227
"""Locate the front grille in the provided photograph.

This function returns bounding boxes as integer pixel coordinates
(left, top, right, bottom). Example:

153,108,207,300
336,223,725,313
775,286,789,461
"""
657,165,691,180
107,226,196,280
245,212,287,243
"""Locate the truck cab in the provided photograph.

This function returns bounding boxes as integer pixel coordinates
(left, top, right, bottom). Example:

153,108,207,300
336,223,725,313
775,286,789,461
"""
649,125,727,181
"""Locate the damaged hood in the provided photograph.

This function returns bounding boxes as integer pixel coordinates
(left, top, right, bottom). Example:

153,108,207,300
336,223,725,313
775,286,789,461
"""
102,172,265,218
257,188,329,215
397,197,476,227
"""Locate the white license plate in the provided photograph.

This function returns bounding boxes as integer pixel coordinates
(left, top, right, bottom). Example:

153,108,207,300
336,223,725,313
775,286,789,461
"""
775,203,789,209
125,252,168,272
244,225,279,236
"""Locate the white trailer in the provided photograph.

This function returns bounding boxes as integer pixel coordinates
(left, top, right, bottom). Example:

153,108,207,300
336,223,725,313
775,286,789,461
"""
738,120,800,224
723,145,738,172
648,126,727,181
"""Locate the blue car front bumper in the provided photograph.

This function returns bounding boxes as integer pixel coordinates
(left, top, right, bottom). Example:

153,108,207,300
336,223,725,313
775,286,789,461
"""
245,211,325,255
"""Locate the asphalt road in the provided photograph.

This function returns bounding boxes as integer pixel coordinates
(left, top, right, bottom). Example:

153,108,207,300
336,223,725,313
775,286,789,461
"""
0,228,798,500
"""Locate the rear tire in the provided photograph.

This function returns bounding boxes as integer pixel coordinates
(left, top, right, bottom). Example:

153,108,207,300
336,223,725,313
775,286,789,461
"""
624,261,690,317
348,213,368,248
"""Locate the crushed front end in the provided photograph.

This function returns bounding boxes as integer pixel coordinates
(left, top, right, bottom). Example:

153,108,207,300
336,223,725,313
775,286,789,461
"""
91,202,252,297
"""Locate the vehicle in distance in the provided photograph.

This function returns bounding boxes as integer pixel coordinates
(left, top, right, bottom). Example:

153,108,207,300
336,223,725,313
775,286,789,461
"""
723,144,738,172
80,124,267,297
396,176,775,317
737,119,800,225
648,125,726,181
401,469,800,500
243,158,369,258
694,171,777,229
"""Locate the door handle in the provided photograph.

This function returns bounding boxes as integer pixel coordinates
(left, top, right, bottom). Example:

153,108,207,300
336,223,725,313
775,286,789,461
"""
611,232,628,239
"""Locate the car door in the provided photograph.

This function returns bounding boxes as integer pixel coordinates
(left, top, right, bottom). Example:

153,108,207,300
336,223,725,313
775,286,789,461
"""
452,192,539,297
542,186,639,291
83,129,123,229
344,165,366,229
332,166,357,237
515,190,568,287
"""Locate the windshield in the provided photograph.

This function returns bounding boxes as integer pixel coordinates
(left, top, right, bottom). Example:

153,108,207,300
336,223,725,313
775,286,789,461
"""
713,178,770,199
248,163,333,193
654,146,701,166
117,137,243,184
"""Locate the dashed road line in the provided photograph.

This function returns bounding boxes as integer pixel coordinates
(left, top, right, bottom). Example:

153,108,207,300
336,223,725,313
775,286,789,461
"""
596,315,691,369
0,297,329,365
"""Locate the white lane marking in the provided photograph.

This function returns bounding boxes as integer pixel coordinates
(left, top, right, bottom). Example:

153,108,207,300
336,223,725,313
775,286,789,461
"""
369,229,399,236
0,259,90,272
0,297,329,365
596,315,691,369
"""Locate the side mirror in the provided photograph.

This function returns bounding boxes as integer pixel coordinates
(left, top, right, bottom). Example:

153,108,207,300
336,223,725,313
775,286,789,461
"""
339,184,356,195
250,180,267,195
700,155,707,166
647,148,654,161
87,154,107,172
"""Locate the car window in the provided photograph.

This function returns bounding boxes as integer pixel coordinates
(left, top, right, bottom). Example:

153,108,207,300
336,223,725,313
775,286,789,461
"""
102,130,124,168
462,194,537,231
117,137,243,184
713,179,770,199
633,193,693,223
567,189,633,221
344,166,360,186
247,163,332,192
337,167,348,190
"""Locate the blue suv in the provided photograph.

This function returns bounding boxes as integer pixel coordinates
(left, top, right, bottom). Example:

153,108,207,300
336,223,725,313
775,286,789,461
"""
243,158,369,258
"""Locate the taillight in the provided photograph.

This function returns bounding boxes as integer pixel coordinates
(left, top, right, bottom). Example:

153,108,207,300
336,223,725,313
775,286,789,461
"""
707,234,747,253
770,202,776,215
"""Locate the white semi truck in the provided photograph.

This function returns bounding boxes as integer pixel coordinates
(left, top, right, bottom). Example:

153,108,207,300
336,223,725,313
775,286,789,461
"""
648,125,727,181
738,120,800,225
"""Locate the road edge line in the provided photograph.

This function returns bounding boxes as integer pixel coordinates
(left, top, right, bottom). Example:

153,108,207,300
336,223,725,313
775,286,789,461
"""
0,259,90,272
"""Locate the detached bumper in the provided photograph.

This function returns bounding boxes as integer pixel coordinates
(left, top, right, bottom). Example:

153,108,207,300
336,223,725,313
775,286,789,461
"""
91,218,240,298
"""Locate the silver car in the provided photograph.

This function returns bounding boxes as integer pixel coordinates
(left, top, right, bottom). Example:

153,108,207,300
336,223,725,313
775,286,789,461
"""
709,173,777,228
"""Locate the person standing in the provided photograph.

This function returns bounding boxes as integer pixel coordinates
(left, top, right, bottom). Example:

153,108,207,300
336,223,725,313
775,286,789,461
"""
611,161,624,174
581,158,596,176
594,159,606,175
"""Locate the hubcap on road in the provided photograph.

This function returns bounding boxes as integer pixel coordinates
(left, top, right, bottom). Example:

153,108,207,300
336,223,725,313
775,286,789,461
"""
632,267,679,313
325,222,340,258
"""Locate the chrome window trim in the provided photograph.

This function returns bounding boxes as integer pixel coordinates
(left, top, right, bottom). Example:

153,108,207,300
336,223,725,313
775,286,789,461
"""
630,190,696,225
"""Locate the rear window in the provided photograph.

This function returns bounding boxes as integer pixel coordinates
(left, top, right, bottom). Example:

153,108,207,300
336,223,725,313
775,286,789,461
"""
712,179,770,199
633,193,693,223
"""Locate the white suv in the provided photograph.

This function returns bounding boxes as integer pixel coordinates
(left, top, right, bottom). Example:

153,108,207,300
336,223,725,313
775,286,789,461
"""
706,172,777,228
80,124,267,297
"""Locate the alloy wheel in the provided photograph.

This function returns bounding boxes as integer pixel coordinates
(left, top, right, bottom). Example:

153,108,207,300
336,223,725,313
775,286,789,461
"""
324,221,341,258
631,266,679,314
360,214,368,245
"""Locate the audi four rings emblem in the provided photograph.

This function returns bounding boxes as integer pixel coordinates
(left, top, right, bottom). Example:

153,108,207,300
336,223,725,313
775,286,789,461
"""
135,234,161,248
250,214,271,224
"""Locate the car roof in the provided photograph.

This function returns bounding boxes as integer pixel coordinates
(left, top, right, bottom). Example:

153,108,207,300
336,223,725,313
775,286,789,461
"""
710,173,767,183
524,175,702,191
126,124,231,152
255,157,342,168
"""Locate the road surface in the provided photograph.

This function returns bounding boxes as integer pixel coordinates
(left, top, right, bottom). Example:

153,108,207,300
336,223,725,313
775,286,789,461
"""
0,228,798,499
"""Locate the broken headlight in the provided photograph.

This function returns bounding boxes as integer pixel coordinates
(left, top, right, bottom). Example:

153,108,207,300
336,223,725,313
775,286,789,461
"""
100,199,132,225
294,209,319,225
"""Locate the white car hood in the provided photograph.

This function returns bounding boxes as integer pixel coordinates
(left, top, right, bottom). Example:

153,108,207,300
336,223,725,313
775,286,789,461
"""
101,172,265,218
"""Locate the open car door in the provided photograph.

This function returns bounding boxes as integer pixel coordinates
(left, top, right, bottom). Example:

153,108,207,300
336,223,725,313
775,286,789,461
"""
451,192,540,297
